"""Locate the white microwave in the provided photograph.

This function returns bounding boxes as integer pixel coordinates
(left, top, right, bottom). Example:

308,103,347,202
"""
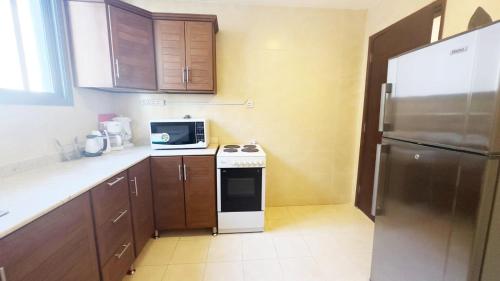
149,119,209,149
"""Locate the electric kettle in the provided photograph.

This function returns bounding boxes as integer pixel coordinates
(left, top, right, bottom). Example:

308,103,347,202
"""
84,131,109,157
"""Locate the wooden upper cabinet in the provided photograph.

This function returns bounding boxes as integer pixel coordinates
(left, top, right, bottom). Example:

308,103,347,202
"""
67,1,156,91
185,22,214,92
155,20,216,93
67,0,217,93
155,20,186,91
108,6,156,90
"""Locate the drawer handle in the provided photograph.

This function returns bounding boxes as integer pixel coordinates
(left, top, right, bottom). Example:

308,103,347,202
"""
107,176,125,187
0,267,6,281
112,209,128,224
115,242,131,259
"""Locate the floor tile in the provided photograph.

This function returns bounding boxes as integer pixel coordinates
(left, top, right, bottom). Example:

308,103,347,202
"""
123,266,167,281
207,234,243,262
162,264,205,281
135,237,179,266
243,260,283,281
273,235,311,258
242,234,277,260
204,262,244,281
280,258,326,281
170,239,210,264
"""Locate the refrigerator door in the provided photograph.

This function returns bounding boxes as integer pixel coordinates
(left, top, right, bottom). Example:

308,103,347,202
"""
382,22,500,154
371,139,494,281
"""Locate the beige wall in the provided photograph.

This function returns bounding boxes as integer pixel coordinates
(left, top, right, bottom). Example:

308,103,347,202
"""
0,88,114,167
118,1,367,206
444,0,500,36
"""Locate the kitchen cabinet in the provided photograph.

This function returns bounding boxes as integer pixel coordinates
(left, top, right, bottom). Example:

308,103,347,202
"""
128,159,155,256
0,193,100,281
151,156,216,232
67,0,156,91
90,172,135,281
155,20,216,93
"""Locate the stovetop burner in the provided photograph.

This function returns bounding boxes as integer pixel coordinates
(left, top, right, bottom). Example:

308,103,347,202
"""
243,145,257,149
224,145,240,149
242,148,259,153
223,148,238,152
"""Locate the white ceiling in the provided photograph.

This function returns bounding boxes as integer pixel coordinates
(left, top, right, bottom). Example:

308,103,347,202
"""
158,0,381,10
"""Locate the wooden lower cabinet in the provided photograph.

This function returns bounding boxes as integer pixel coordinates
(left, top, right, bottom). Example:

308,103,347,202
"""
0,193,100,281
91,172,135,281
184,156,216,228
151,156,216,231
128,159,155,256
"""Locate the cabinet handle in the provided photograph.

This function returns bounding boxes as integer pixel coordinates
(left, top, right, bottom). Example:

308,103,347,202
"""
178,164,183,181
183,164,187,181
112,209,128,224
115,58,120,79
107,176,125,187
186,66,190,83
130,177,139,197
0,267,6,281
115,242,131,259
182,67,186,83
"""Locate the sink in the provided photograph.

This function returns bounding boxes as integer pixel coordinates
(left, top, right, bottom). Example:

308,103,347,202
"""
0,210,8,218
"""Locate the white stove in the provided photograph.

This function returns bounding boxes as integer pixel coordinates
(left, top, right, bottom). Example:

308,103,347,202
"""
217,144,266,168
217,144,266,233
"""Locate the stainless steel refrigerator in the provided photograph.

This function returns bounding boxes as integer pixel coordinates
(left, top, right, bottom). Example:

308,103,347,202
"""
370,22,500,281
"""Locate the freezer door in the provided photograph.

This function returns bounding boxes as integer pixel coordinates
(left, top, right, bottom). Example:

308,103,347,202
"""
370,139,493,281
383,22,500,154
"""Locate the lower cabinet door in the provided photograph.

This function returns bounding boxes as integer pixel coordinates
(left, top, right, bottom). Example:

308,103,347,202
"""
183,156,216,228
128,159,155,256
0,193,100,281
151,156,187,230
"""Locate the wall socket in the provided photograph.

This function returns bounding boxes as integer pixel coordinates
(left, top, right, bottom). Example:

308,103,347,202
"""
140,98,164,106
246,100,255,108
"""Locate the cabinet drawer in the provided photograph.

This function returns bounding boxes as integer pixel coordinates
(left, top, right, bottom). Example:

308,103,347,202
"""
0,193,100,281
95,204,133,265
101,236,135,281
91,172,129,226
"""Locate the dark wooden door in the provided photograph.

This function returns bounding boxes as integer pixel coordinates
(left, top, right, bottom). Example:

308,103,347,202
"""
155,20,187,91
0,193,100,281
355,0,445,219
128,159,155,256
183,156,216,228
108,5,156,90
185,21,214,91
151,156,186,230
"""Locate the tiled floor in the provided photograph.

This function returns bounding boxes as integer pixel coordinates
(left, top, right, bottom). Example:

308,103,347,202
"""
123,204,374,281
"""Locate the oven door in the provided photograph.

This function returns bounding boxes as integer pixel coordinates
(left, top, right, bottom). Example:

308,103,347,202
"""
220,168,262,212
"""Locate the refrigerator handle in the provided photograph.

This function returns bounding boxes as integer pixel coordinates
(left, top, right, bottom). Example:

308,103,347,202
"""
372,143,389,217
378,83,392,132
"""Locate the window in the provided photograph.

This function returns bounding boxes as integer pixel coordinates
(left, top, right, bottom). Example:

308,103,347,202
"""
0,0,72,105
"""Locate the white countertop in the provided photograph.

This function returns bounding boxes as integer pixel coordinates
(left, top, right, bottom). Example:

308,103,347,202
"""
0,144,218,239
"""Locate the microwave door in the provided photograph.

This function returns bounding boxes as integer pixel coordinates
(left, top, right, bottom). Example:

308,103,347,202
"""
151,122,195,145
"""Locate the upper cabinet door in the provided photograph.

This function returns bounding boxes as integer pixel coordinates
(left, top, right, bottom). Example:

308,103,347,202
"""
155,20,187,91
108,6,156,90
185,21,214,92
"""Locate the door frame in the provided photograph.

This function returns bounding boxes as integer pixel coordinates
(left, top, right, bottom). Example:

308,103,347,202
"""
354,0,447,216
